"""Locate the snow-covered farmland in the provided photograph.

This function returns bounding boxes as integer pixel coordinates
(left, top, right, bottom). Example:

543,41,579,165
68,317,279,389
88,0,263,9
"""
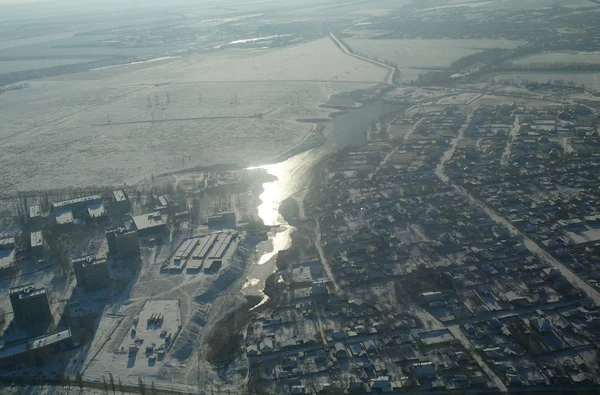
346,38,527,82
0,38,385,192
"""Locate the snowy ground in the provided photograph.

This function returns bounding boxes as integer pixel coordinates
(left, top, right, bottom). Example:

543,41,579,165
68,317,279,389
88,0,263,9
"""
345,38,526,82
0,38,385,192
115,300,181,370
79,232,257,392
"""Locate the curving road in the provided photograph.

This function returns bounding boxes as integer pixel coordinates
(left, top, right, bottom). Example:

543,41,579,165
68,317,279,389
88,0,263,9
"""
329,32,397,85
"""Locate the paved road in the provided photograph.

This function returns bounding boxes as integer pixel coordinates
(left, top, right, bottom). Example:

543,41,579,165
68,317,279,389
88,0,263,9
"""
329,32,396,85
447,325,508,392
435,110,600,306
314,217,341,293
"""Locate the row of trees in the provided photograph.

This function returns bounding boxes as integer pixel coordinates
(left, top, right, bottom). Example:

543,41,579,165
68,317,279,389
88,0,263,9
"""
495,61,600,73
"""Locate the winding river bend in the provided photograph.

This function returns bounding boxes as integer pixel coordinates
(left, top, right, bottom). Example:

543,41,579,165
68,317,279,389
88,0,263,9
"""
242,101,402,301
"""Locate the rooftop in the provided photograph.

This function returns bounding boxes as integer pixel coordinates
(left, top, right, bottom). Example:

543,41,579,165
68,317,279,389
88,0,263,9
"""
73,254,107,268
30,230,43,248
29,204,42,218
113,190,127,202
0,248,15,269
133,212,166,231
87,203,106,218
0,237,14,249
55,209,74,225
52,194,102,210
563,226,600,246
0,329,71,360
9,283,46,299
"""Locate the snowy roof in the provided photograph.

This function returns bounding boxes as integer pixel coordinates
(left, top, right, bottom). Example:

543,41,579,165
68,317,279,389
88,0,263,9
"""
73,254,107,268
413,362,436,376
0,237,14,249
55,209,74,225
0,329,71,360
29,204,42,218
133,212,166,231
0,248,15,269
9,283,46,300
52,194,102,210
113,190,127,202
530,317,552,333
87,203,107,218
30,230,43,248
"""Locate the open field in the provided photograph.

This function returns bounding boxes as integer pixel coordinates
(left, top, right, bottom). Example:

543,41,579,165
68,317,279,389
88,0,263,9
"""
0,38,385,192
345,38,526,82
512,51,600,65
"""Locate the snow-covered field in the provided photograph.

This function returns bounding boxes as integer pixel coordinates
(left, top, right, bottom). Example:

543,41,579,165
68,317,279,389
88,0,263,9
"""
0,38,385,192
346,38,527,82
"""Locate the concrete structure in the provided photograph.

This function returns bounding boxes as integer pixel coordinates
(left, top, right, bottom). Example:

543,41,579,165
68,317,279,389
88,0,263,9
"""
559,218,600,246
51,194,102,213
50,194,108,221
106,227,139,258
0,329,73,367
29,204,42,219
54,209,75,226
0,238,16,276
28,204,43,228
0,236,14,250
132,212,167,235
208,211,236,227
112,190,131,213
87,203,107,219
9,283,52,325
30,230,44,256
413,362,436,379
72,255,110,291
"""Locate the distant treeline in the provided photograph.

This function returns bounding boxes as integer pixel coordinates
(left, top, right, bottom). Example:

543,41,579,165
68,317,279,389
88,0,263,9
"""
0,56,135,87
0,55,113,61
494,62,600,73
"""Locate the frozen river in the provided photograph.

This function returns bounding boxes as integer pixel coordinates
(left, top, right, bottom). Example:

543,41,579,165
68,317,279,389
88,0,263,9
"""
242,100,402,302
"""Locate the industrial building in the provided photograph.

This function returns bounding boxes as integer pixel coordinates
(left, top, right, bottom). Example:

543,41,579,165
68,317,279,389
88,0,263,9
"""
9,283,52,326
106,227,140,258
30,230,44,256
72,255,110,291
0,328,73,367
132,212,167,235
